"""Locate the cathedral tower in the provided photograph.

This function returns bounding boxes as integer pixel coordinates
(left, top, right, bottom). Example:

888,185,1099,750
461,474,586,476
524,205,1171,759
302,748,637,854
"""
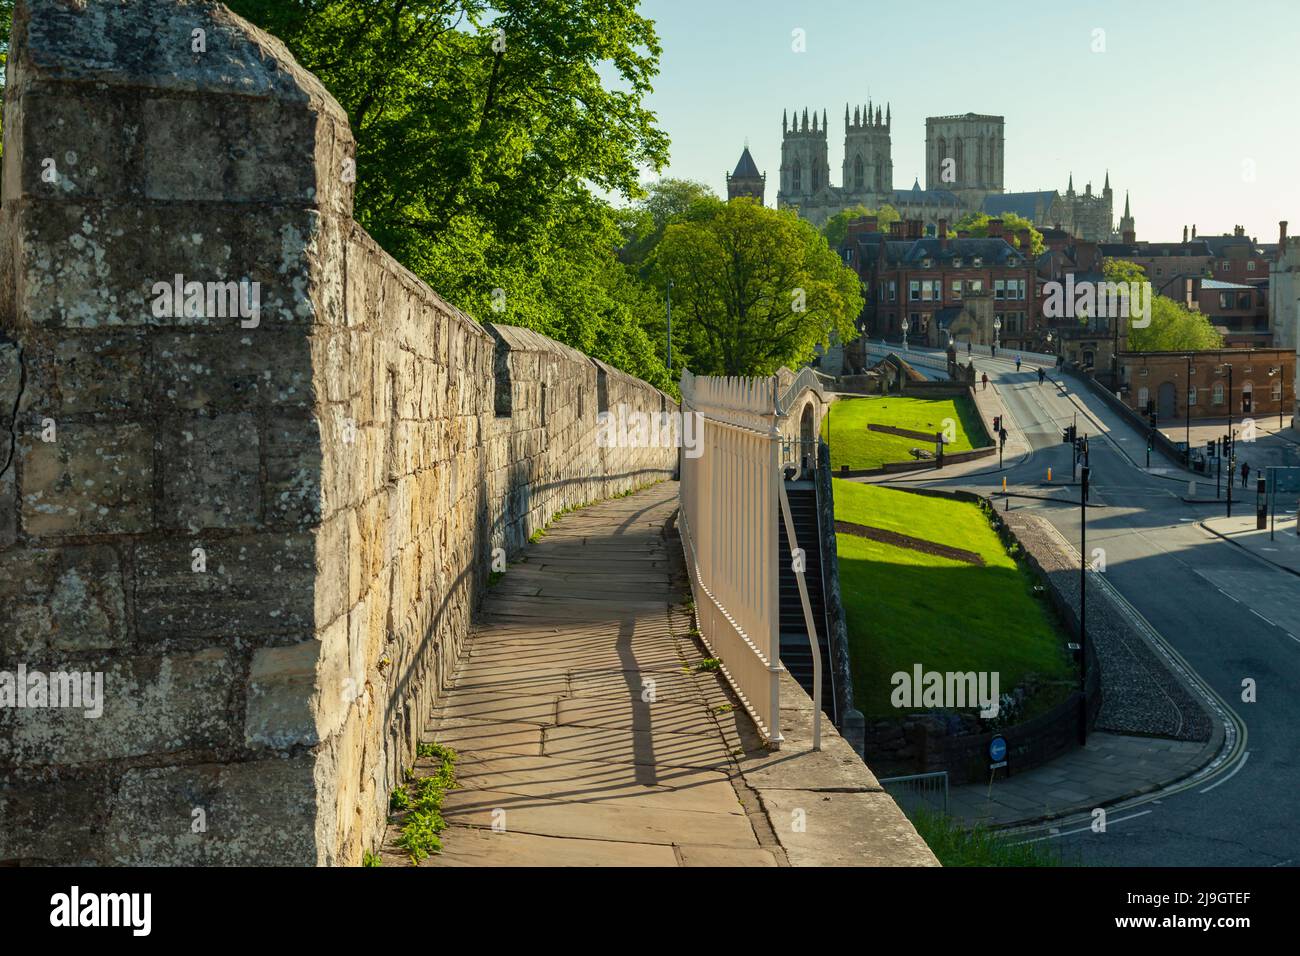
925,113,1004,207
840,100,893,201
778,107,831,207
726,145,765,204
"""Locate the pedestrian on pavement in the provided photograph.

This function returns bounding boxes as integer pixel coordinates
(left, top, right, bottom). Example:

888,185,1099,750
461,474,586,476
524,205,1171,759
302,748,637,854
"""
981,371,989,391
1241,460,1250,488
1015,353,1022,371
1037,366,1046,385
967,341,972,356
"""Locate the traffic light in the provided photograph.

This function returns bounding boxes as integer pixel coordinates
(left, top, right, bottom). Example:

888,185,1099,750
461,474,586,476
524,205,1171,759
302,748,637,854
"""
993,415,1002,434
1062,424,1076,444
1206,439,1215,457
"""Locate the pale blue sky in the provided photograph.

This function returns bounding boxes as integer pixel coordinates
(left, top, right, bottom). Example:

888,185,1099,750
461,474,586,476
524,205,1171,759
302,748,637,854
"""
634,0,1299,244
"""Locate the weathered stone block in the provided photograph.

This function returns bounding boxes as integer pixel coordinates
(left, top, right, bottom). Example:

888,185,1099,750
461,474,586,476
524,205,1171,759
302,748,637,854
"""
151,330,312,411
159,412,260,530
264,413,322,527
105,757,321,865
0,544,128,661
25,329,149,414
135,532,315,640
18,420,153,535
245,614,349,749
0,648,238,767
0,769,115,865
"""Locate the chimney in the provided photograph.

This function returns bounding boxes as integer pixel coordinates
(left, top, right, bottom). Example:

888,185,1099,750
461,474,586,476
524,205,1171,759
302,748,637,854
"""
1281,220,1288,248
938,218,949,251
957,229,971,239
846,216,875,243
889,220,904,238
1018,228,1032,251
1192,224,1197,238
1234,224,1245,237
987,218,1004,239
906,219,923,240
1183,225,1188,243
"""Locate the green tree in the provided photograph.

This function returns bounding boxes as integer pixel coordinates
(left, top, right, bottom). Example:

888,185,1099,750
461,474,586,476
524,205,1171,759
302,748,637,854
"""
226,0,674,387
616,177,717,271
821,203,900,249
1103,260,1224,351
951,211,1045,256
651,199,863,376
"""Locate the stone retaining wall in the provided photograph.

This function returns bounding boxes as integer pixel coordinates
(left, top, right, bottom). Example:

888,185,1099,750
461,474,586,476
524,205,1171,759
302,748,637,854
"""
0,0,675,865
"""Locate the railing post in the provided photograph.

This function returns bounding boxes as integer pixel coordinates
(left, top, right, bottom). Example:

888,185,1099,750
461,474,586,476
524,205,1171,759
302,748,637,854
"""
767,387,784,748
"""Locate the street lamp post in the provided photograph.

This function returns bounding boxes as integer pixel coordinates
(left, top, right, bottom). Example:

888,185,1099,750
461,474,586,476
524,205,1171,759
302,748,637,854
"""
993,316,1001,355
1079,463,1090,746
901,315,910,352
1270,366,1284,431
1185,354,1192,467
1218,363,1234,518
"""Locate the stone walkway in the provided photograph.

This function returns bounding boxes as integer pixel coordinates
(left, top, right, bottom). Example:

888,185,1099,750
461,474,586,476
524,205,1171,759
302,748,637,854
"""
381,482,784,866
946,732,1210,828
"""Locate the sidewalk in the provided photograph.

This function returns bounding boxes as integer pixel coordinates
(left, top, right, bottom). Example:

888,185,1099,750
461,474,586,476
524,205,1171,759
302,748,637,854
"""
948,732,1212,828
381,483,780,866
1202,512,1300,576
381,482,936,867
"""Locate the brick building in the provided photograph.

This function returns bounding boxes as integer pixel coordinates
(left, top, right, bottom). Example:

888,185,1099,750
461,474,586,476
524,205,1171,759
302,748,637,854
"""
840,216,1039,352
1117,347,1295,424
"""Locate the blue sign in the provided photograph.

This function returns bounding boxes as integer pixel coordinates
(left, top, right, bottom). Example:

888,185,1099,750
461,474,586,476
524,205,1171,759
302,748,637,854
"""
989,736,1007,763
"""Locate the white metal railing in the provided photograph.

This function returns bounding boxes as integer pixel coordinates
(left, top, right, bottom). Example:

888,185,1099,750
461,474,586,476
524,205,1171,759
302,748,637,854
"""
678,368,823,749
863,342,948,373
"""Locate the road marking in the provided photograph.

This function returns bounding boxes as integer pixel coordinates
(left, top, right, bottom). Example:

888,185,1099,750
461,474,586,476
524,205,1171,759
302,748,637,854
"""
1016,810,1154,843
1200,751,1250,794
1249,607,1277,627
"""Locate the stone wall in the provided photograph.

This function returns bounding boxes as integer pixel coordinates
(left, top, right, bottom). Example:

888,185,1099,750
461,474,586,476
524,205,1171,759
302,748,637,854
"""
0,0,675,865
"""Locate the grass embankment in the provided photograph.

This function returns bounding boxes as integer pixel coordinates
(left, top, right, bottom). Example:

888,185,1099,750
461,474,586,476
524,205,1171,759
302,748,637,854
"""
909,808,1073,866
822,395,985,471
833,480,1072,716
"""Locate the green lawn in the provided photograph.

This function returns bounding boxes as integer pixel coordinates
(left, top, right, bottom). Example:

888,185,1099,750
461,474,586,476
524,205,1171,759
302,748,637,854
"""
822,395,985,471
833,480,1072,716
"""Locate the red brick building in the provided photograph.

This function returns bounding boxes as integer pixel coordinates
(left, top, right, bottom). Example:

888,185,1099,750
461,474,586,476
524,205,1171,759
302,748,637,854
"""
840,216,1040,352
1118,347,1295,423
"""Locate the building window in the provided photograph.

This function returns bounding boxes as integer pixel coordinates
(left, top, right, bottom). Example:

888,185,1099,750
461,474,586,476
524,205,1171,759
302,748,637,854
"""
812,165,820,191
1220,293,1233,310
1188,385,1198,406
952,280,962,300
994,279,1006,300
854,155,864,190
1248,261,1257,271
1273,380,1283,400
909,280,920,301
1138,386,1149,409
1239,293,1252,309
888,281,897,302
970,279,984,293
1212,382,1224,405
792,160,802,192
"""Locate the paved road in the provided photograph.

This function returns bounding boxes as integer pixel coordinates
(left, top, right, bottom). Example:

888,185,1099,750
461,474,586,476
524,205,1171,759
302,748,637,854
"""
893,349,1300,866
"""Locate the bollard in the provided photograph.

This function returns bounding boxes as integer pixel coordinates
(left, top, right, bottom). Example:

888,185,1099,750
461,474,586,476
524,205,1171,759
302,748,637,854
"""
1047,467,1052,482
1002,476,1007,492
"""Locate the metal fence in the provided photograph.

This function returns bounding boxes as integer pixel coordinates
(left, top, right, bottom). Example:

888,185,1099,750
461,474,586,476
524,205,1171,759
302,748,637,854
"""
878,771,950,816
678,368,824,748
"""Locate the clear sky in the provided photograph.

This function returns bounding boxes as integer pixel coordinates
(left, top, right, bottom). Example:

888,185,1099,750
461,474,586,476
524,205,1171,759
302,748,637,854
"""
634,0,1300,244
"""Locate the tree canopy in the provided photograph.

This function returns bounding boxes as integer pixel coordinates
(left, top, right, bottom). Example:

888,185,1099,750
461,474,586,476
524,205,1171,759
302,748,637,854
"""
821,203,900,250
650,199,863,376
1104,260,1224,352
227,0,675,388
951,211,1045,257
